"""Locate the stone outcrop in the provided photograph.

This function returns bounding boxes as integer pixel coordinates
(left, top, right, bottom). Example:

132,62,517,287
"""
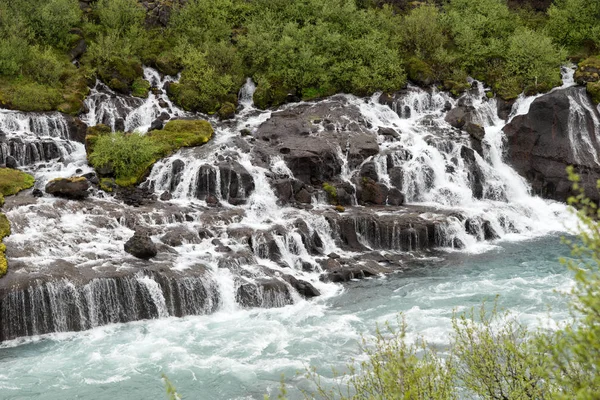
504,86,600,202
124,230,158,259
45,177,90,199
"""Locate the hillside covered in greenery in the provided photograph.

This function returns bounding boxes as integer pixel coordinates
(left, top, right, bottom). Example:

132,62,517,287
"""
0,0,598,115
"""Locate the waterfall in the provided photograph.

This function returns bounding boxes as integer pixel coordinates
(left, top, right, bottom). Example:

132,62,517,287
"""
0,67,583,342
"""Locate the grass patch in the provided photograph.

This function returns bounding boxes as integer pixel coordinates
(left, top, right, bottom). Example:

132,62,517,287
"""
0,214,10,277
88,119,213,187
0,168,35,197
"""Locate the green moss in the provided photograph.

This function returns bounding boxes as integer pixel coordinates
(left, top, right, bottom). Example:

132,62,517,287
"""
131,78,151,98
587,81,600,105
0,242,7,278
0,168,35,196
322,183,337,204
0,78,62,112
99,178,117,192
0,214,9,239
486,91,494,99
97,58,143,95
88,120,214,187
0,213,10,277
217,102,236,120
148,119,214,156
407,57,434,86
301,86,336,101
575,55,600,84
85,124,112,156
335,205,345,213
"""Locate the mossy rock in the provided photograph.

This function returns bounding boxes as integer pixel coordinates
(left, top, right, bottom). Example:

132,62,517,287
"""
88,120,214,188
99,177,117,192
132,78,151,98
442,78,470,97
155,52,181,76
0,168,35,197
0,214,10,278
217,102,236,120
149,119,214,156
85,124,112,156
407,57,434,86
253,81,290,110
98,58,144,95
587,81,600,105
575,56,600,85
322,182,337,204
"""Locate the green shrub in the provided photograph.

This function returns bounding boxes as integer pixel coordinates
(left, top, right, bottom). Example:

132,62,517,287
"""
88,120,213,186
547,0,600,52
89,132,160,186
131,77,150,98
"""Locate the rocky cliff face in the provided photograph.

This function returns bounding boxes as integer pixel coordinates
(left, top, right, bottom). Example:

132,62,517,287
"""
504,86,600,202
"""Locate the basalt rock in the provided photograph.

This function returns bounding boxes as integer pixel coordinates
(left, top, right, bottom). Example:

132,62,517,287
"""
252,98,379,184
504,86,600,202
124,230,158,260
45,177,90,200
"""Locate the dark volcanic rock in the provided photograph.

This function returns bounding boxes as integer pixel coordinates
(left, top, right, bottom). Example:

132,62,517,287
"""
160,226,200,247
503,86,600,202
445,105,475,129
45,177,90,200
5,156,17,169
252,98,379,184
282,274,320,298
124,230,158,259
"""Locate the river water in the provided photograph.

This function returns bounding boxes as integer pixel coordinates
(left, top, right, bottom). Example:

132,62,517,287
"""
0,235,575,399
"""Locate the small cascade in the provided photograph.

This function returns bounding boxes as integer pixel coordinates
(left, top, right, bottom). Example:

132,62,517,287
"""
566,89,600,166
82,67,186,133
0,270,220,342
0,109,82,170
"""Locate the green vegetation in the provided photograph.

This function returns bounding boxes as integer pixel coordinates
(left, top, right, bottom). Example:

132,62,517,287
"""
0,214,10,277
322,183,338,204
0,0,596,113
0,0,89,113
0,168,35,198
88,119,213,187
0,168,33,278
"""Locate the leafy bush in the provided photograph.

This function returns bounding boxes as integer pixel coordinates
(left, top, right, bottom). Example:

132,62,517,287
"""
547,0,600,52
88,120,213,186
89,132,160,186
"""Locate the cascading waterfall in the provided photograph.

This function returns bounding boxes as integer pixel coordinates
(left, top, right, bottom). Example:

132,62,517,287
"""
0,67,583,343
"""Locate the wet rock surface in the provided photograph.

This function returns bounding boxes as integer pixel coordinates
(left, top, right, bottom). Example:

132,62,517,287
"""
124,230,158,259
45,177,90,199
504,86,600,202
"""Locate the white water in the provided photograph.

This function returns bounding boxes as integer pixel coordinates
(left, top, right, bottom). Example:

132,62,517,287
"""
0,67,592,398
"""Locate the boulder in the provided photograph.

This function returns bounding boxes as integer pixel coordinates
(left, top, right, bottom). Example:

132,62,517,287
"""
282,274,320,298
124,230,158,259
465,122,485,141
5,156,17,169
503,86,600,202
45,177,90,200
160,226,200,247
252,98,379,184
445,105,474,129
